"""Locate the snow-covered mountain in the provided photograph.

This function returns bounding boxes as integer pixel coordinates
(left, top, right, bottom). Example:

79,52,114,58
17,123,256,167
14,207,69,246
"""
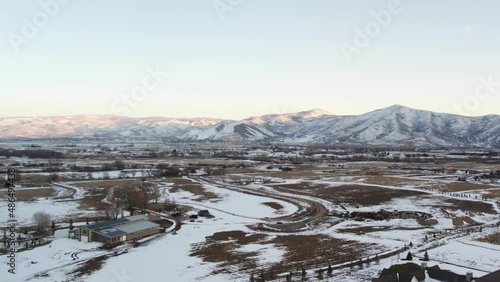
1,106,500,147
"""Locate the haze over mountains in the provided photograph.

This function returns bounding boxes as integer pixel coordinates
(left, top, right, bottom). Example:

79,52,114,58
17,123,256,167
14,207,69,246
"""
1,105,500,148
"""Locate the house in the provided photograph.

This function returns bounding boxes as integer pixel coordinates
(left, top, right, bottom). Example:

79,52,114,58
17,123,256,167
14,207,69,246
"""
198,210,211,217
373,263,475,282
373,264,425,282
78,215,160,245
164,204,182,217
475,268,500,282
426,265,472,282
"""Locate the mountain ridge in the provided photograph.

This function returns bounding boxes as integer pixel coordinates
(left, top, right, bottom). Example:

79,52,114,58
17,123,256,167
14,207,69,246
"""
1,106,499,148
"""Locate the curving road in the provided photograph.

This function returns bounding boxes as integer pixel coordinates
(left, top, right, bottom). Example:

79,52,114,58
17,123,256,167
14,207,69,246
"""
192,176,330,232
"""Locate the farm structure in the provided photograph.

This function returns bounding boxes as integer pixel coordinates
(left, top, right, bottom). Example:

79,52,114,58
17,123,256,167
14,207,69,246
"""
78,215,160,245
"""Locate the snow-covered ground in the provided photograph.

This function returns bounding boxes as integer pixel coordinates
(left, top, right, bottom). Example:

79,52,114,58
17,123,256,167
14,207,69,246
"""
1,171,499,282
0,199,84,226
0,238,104,282
163,179,299,220
85,211,261,282
1,181,296,282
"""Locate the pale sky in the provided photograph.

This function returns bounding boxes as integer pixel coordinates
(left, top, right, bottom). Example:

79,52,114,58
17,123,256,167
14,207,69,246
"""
1,0,499,119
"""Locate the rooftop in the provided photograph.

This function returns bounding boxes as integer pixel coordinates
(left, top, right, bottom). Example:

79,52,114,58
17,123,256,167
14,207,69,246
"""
83,215,147,231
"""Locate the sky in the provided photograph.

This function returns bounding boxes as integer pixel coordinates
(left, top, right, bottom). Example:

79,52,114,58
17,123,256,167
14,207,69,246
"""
0,0,499,120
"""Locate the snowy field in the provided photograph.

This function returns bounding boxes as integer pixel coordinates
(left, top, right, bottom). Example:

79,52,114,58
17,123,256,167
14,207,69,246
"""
0,199,83,226
1,183,293,282
0,209,282,282
163,179,299,219
0,239,104,282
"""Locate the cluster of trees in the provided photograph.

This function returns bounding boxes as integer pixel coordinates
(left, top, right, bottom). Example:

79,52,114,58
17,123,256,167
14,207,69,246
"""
112,182,161,214
481,170,500,179
0,148,64,159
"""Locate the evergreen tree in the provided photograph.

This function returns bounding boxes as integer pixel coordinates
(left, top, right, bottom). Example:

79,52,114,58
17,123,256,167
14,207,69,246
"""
69,219,74,230
409,241,413,248
327,264,333,277
358,258,364,269
301,268,306,279
423,251,429,261
51,221,55,229
406,251,413,261
249,273,254,282
317,269,324,280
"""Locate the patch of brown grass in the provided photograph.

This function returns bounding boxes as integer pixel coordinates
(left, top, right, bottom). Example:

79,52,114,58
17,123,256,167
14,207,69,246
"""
274,183,426,206
71,255,107,277
73,179,138,188
462,216,478,225
417,219,438,226
191,231,267,273
19,174,73,185
443,199,496,214
364,176,423,187
437,181,494,193
77,186,108,210
484,188,500,199
191,230,374,277
478,232,500,245
261,202,284,210
270,234,374,270
452,217,464,226
337,226,391,234
0,188,55,201
169,178,220,202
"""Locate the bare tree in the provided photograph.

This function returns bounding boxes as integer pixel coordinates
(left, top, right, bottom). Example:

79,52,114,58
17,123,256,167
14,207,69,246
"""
145,185,161,204
102,201,123,220
48,173,59,182
33,212,51,234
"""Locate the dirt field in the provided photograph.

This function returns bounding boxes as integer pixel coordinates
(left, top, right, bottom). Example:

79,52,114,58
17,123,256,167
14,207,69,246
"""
191,230,375,278
478,232,500,245
72,179,138,188
273,182,426,206
441,198,496,214
363,176,425,187
484,188,500,198
0,187,55,201
169,178,220,202
417,219,439,226
432,181,495,193
261,202,284,210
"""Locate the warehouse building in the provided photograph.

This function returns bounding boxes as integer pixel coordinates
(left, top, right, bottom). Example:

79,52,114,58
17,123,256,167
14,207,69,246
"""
78,215,160,245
